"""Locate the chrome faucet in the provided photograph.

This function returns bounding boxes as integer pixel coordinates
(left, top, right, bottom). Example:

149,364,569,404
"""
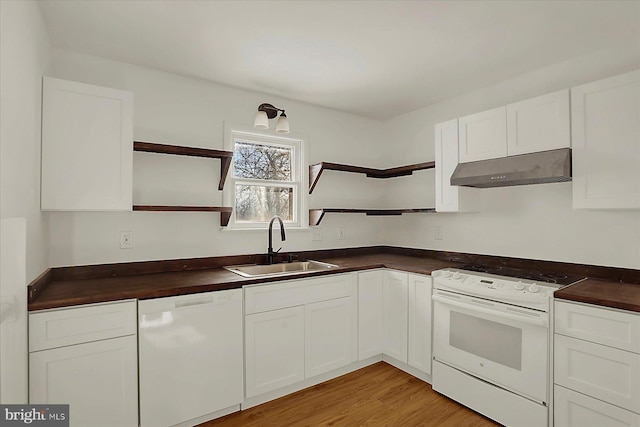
267,215,286,265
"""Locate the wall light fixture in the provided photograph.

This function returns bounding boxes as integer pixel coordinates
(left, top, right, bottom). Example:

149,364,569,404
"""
253,103,289,134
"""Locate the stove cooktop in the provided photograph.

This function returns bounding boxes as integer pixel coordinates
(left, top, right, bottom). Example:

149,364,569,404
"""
458,264,584,286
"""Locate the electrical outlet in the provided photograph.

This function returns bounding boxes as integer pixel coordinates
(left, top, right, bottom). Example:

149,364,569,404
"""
338,227,345,240
312,228,323,241
434,226,443,241
120,231,133,249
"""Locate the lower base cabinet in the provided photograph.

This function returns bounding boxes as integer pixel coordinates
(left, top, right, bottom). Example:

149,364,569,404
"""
305,297,355,378
29,336,138,427
358,270,432,375
554,385,640,427
244,273,357,399
29,300,138,427
245,306,305,397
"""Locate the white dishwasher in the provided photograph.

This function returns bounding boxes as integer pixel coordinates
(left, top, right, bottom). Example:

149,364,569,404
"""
138,288,243,427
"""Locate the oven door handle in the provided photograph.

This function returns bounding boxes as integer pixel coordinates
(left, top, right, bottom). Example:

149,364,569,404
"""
432,294,548,327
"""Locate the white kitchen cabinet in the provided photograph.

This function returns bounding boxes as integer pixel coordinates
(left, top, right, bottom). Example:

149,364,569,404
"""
29,300,138,427
554,300,640,420
408,274,432,375
245,306,305,398
244,273,357,399
358,270,432,374
383,270,409,363
305,297,356,378
458,106,507,163
138,289,243,427
506,89,570,156
435,119,479,212
554,385,640,427
571,70,640,209
41,76,133,211
357,270,384,360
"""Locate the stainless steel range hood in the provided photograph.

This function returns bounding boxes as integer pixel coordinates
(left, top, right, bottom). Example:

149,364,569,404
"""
450,148,572,188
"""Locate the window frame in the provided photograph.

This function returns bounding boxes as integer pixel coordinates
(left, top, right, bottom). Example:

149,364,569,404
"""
223,123,308,230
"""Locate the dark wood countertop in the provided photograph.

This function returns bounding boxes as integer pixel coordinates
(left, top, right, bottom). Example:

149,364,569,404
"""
554,278,640,313
29,247,640,313
28,253,459,311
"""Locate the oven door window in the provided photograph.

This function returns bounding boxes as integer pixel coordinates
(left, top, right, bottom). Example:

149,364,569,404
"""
450,311,522,370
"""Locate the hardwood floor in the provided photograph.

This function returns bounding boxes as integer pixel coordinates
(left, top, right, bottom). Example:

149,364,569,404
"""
200,362,501,427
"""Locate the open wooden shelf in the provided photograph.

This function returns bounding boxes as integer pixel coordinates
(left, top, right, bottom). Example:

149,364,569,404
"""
134,141,233,190
309,208,436,226
133,205,232,226
309,161,435,194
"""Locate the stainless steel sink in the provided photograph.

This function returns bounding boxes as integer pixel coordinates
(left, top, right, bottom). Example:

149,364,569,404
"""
224,260,340,278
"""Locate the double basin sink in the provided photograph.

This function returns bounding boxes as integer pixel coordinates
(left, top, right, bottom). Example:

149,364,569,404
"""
224,260,340,278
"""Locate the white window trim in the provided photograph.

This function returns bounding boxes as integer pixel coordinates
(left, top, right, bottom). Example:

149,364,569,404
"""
223,122,309,230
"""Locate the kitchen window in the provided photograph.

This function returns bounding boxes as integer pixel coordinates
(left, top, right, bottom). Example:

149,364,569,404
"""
225,129,305,229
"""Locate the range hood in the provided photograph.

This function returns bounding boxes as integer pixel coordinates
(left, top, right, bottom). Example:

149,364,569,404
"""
450,148,572,188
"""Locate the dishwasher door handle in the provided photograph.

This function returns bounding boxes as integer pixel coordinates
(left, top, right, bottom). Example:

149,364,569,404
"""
174,297,214,309
432,294,548,327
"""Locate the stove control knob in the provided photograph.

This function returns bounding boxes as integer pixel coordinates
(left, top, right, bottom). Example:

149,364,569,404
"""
528,284,540,293
514,282,525,291
443,271,452,278
452,272,462,280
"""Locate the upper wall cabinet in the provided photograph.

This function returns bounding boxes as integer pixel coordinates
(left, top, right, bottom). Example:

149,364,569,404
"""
458,89,570,164
41,77,133,211
435,119,479,212
458,106,507,163
571,70,640,210
506,89,570,156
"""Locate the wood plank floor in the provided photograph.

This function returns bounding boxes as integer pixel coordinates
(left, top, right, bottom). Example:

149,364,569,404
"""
200,362,501,427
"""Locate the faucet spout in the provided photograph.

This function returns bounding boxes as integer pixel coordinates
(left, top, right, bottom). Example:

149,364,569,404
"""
267,215,286,264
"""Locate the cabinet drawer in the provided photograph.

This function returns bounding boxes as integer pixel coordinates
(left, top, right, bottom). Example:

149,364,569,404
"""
244,273,355,314
30,300,137,352
554,385,640,427
555,301,640,353
555,334,640,413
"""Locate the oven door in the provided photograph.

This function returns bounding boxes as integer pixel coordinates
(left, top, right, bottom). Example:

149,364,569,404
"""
432,289,549,404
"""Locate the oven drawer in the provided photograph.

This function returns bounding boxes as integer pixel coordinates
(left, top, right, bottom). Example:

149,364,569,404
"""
554,334,640,413
554,385,640,427
555,301,640,353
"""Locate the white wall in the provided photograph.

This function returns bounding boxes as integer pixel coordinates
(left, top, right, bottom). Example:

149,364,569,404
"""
48,50,388,266
380,46,640,269
0,1,51,282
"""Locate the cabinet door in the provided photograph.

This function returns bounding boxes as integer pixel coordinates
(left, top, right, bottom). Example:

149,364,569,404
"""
383,271,408,363
458,106,507,163
554,385,640,427
555,334,640,413
572,70,640,209
30,335,138,427
408,274,432,375
41,77,133,211
435,119,479,212
305,297,356,378
507,89,570,155
357,270,384,360
245,306,305,398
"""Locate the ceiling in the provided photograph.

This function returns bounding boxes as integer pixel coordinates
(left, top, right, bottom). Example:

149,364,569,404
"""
38,1,640,120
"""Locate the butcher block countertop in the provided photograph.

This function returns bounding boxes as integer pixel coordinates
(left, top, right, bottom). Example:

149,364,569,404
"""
28,247,640,313
554,278,640,313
